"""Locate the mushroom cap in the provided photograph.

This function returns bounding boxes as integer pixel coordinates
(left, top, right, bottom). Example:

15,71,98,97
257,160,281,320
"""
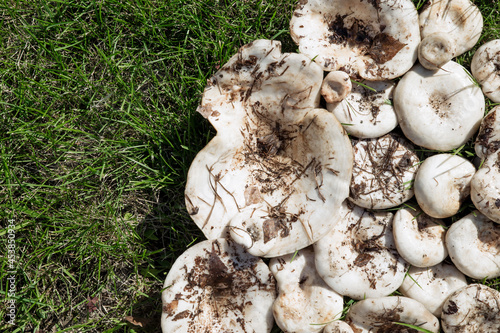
321,71,352,104
414,154,476,218
393,207,448,267
314,202,408,300
419,0,483,58
290,0,420,80
471,39,500,102
445,211,500,279
394,61,485,151
418,32,457,70
345,296,440,333
349,133,419,209
441,284,500,332
161,239,276,333
399,263,468,317
186,40,354,257
475,106,500,159
327,80,398,139
470,150,500,223
323,321,354,333
269,247,343,333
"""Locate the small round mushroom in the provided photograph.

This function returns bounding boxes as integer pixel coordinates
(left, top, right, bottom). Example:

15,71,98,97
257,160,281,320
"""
419,0,483,62
314,202,408,300
323,321,354,333
399,263,468,317
269,247,343,333
470,150,500,223
327,80,398,139
161,239,276,333
345,296,440,333
349,133,419,210
393,207,448,267
475,106,500,159
471,39,500,102
418,32,457,70
441,284,500,332
321,71,352,104
394,61,485,151
445,211,500,279
414,154,476,218
290,0,420,80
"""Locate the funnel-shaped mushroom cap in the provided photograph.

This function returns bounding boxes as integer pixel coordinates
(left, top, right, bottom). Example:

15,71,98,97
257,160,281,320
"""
471,150,500,223
471,39,500,103
323,321,354,333
393,207,448,267
269,247,343,333
445,211,500,279
345,296,440,332
399,263,468,317
161,239,276,333
327,80,398,139
290,0,420,80
441,284,500,332
349,133,419,209
414,154,475,219
420,0,483,58
394,61,484,151
314,202,408,300
186,40,353,258
475,106,500,159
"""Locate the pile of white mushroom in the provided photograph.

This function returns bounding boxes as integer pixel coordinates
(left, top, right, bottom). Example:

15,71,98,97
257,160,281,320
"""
162,0,500,332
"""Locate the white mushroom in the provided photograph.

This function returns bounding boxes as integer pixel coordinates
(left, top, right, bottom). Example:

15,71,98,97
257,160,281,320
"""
419,0,483,66
470,149,500,223
475,106,500,159
186,40,354,257
349,133,419,210
345,296,440,333
290,0,420,80
414,154,476,218
394,61,485,151
418,32,457,70
445,211,500,279
471,39,500,102
161,239,276,333
269,247,343,333
314,202,408,300
399,263,468,317
323,321,354,333
321,71,352,104
393,207,448,267
327,80,398,139
441,284,500,332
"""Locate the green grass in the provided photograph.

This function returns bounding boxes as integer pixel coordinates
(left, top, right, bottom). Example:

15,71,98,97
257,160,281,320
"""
0,0,499,332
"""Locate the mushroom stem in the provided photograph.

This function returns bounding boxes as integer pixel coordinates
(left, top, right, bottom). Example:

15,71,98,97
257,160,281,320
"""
418,33,456,70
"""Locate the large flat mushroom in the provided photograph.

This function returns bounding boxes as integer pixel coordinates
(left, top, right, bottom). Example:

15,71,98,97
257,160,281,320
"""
471,39,500,102
290,0,420,80
186,40,353,258
475,106,500,159
470,149,500,223
161,239,276,333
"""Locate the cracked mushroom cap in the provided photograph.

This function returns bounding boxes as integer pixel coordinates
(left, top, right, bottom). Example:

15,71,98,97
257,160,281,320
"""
290,0,420,80
323,321,354,333
314,202,408,300
393,207,448,267
419,0,483,60
345,296,440,333
414,154,476,219
326,80,398,139
441,284,500,332
349,133,419,210
445,211,500,280
186,40,354,258
394,61,485,151
269,247,343,333
471,149,500,223
161,239,276,333
475,106,500,159
399,263,468,317
471,39,500,103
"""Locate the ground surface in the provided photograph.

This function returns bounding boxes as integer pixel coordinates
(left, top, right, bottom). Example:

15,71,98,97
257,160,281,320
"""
0,0,499,332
